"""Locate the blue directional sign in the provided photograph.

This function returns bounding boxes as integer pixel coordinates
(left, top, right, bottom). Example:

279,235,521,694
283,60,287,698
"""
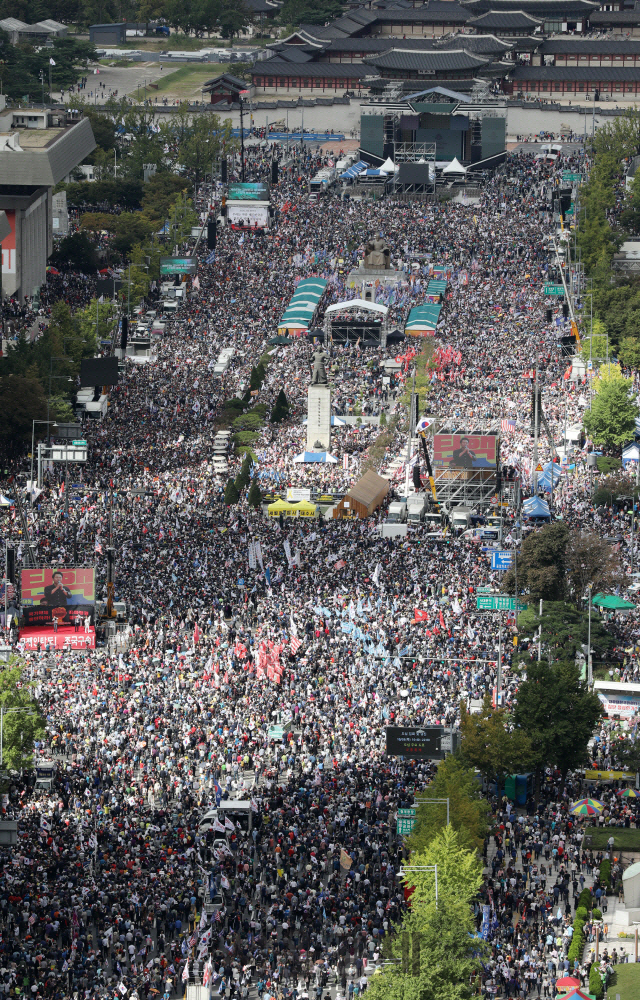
491,550,513,571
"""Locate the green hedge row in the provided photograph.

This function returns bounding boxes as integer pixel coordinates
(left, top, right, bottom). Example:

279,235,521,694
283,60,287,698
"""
600,859,612,894
568,915,585,965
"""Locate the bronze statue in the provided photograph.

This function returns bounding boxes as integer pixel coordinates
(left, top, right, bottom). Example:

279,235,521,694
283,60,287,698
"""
310,346,329,385
363,236,391,270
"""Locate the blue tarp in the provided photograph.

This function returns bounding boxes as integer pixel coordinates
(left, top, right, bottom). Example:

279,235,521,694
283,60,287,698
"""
538,462,562,493
522,496,551,519
340,160,369,179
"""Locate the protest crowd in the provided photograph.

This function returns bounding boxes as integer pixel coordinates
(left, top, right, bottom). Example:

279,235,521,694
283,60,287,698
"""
0,144,637,1000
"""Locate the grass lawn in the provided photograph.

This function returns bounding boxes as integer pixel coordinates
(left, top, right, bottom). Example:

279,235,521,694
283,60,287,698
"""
150,64,227,100
607,964,640,1000
586,828,640,855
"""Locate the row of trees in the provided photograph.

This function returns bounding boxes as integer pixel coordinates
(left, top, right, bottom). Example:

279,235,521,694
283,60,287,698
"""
68,100,237,190
0,299,115,453
575,112,640,397
0,0,344,32
0,32,95,102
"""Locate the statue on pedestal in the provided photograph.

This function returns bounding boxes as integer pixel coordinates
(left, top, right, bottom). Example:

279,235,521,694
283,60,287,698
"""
310,346,329,385
363,236,391,270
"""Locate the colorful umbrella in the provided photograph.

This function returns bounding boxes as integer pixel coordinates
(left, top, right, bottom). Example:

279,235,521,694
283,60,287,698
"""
569,798,604,816
619,787,639,798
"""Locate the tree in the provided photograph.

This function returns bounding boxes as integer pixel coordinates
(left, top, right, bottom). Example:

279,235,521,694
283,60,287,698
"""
224,478,239,505
515,601,614,666
459,695,531,802
406,756,488,855
0,664,46,772
618,337,640,371
161,108,235,191
368,826,486,1000
219,0,250,39
270,388,290,423
501,521,570,603
514,660,601,793
0,375,46,454
565,531,624,608
49,230,99,273
247,479,262,508
583,375,639,450
235,453,252,493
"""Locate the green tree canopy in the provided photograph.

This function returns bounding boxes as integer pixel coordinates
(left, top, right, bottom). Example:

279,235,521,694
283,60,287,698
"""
49,231,99,273
583,375,640,449
0,374,47,454
270,388,290,423
501,521,570,603
0,664,46,771
459,695,531,801
406,756,488,855
224,478,239,505
514,660,602,786
368,826,486,1000
515,601,614,666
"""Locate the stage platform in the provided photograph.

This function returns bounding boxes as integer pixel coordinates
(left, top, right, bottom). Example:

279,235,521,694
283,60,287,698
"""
19,624,96,650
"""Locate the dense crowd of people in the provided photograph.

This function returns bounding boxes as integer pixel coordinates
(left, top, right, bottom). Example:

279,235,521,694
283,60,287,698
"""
0,143,638,1000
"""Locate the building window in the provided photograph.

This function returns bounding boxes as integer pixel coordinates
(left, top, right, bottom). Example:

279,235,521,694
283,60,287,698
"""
268,77,274,87
578,82,584,90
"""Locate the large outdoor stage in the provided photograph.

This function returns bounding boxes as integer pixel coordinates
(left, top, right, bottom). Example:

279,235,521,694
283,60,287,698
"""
19,624,96,650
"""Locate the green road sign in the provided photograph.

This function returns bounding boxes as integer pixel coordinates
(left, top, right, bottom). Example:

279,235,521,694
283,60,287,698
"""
72,439,87,446
562,172,582,182
476,586,493,593
543,284,564,296
476,596,528,611
397,808,416,836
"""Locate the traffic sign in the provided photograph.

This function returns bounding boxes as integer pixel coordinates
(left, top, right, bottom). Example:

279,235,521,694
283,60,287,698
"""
72,439,87,447
397,807,416,836
562,171,582,182
535,463,544,472
476,595,527,611
477,585,493,593
543,284,564,296
491,550,513,571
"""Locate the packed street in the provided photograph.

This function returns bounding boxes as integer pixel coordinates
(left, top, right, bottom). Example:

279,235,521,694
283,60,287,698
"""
0,143,638,1000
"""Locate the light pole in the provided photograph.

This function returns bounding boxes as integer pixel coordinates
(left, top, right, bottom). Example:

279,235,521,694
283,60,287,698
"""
31,419,58,495
413,797,450,826
47,356,73,442
398,864,439,907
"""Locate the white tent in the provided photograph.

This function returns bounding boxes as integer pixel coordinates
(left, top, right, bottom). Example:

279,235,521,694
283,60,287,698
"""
380,156,396,173
442,157,466,175
325,299,388,316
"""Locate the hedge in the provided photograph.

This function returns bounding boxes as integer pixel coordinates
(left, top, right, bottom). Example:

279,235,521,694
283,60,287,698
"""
589,962,604,1000
600,860,612,894
568,916,585,965
578,887,593,910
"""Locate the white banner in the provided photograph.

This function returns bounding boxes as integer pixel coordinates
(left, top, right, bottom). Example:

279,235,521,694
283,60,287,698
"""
228,203,269,228
248,541,257,570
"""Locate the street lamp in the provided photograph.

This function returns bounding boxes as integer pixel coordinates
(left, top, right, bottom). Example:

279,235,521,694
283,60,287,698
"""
30,419,57,495
47,355,73,442
397,864,439,907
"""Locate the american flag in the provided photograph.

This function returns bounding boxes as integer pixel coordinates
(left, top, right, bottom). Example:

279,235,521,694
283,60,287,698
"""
291,636,302,654
0,581,14,601
501,419,516,434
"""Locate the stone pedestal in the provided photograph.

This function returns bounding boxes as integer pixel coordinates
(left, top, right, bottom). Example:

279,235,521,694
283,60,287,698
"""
306,383,331,453
346,265,404,292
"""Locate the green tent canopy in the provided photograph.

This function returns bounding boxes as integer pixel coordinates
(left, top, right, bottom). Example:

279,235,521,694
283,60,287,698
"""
592,593,635,610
